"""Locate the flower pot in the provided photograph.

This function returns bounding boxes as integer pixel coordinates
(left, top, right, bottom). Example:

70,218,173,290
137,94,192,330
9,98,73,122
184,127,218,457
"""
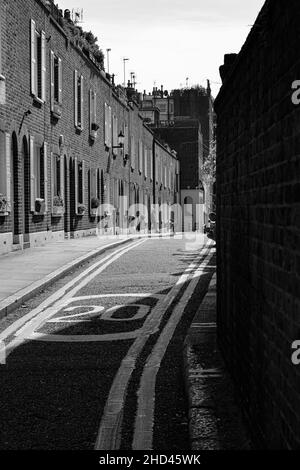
52,205,64,217
90,130,98,141
90,208,98,217
35,199,45,214
77,205,86,216
52,103,62,119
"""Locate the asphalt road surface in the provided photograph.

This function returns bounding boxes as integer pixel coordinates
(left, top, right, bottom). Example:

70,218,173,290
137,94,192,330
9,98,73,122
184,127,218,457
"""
0,234,216,450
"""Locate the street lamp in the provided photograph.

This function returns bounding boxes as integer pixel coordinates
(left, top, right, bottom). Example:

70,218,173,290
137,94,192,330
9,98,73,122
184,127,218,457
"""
106,48,111,74
123,58,129,87
112,131,125,149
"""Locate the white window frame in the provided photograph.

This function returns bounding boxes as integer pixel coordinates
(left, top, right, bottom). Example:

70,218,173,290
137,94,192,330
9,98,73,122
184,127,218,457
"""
144,147,148,179
0,132,11,215
51,152,64,212
104,103,112,148
124,123,129,156
31,19,46,103
138,140,143,174
112,114,118,155
0,10,5,82
131,135,135,169
150,148,153,181
74,70,84,130
89,89,97,139
29,137,48,214
74,157,85,214
50,51,62,112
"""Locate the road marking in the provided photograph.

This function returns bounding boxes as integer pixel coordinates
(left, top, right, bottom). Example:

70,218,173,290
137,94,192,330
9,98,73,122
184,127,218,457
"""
0,239,144,345
28,331,140,342
18,297,158,343
132,247,215,450
94,242,213,450
2,239,147,356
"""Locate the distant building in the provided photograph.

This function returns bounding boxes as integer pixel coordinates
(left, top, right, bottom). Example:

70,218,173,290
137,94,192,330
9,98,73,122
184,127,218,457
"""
140,83,215,231
140,87,174,126
152,119,204,232
171,84,216,221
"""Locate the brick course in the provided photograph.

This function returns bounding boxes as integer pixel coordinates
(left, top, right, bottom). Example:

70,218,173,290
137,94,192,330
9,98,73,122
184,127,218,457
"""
0,0,179,253
215,0,300,449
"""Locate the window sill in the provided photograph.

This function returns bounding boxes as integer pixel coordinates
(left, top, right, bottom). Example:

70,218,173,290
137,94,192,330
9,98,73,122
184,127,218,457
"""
52,211,64,218
33,95,45,105
90,130,98,141
90,208,98,217
0,211,9,217
0,74,5,82
32,212,46,216
51,104,62,120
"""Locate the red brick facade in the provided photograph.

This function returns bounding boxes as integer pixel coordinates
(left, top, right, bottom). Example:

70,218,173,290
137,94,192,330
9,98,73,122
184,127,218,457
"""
0,0,179,254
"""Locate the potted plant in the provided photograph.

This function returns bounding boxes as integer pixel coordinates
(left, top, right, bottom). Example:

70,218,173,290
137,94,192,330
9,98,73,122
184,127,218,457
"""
52,195,64,216
0,194,9,215
90,123,99,141
77,203,86,216
52,103,62,119
90,197,100,216
35,198,45,214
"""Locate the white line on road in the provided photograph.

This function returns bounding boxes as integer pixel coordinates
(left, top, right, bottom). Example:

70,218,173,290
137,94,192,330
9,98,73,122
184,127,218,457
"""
132,247,215,450
2,239,147,356
94,241,213,450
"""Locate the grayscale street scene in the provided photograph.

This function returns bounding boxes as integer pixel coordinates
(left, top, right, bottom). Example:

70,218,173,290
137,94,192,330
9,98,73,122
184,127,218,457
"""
0,0,299,457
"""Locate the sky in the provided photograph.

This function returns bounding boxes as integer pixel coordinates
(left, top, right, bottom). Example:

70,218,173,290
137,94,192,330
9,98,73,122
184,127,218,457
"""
57,0,265,98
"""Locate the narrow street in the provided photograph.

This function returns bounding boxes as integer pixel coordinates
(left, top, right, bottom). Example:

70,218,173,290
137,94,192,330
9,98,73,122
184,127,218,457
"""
0,235,216,450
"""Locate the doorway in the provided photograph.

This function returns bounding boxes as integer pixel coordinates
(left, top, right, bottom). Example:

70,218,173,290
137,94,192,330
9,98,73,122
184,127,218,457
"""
22,137,30,247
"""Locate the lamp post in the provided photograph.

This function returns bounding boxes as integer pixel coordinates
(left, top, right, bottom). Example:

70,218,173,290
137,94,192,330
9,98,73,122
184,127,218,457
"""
112,131,125,150
106,48,111,74
123,58,129,87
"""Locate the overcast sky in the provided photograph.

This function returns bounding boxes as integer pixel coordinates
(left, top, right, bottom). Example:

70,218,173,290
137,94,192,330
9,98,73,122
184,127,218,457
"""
58,0,265,97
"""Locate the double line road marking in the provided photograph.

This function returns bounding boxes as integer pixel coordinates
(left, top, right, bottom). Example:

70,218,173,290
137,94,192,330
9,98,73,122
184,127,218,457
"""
95,241,215,450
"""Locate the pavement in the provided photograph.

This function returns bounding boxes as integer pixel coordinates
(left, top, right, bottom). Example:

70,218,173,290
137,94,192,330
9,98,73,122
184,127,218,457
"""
183,273,252,450
0,234,136,319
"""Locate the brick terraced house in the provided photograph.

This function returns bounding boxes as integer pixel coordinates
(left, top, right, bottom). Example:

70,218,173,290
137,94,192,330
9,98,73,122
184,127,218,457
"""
0,0,180,255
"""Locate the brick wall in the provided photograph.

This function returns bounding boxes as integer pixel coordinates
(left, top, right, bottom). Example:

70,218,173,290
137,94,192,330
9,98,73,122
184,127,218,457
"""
215,0,300,449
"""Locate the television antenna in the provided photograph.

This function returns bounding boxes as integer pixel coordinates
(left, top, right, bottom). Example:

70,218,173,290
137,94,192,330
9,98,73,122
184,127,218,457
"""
72,9,84,24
